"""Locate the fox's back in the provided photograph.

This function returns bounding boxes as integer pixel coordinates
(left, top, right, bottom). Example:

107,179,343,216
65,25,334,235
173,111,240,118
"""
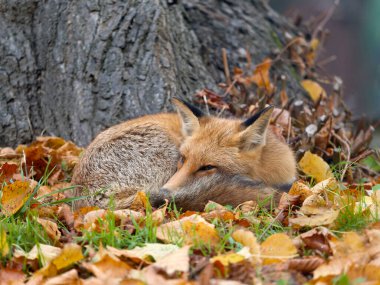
72,113,183,208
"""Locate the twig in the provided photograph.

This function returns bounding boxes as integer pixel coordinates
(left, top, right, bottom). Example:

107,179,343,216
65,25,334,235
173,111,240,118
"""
331,131,351,181
222,48,231,86
312,0,340,39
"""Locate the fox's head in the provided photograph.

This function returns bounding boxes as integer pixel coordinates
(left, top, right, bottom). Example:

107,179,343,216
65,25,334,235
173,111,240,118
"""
160,98,297,196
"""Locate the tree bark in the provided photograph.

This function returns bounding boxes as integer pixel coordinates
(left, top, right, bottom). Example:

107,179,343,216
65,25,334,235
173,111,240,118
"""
0,0,303,147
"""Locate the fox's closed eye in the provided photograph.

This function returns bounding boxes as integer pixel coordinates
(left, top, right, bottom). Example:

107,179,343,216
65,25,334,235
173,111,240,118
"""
198,165,216,172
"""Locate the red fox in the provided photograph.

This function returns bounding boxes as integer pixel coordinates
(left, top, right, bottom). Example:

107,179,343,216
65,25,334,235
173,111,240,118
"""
72,98,296,210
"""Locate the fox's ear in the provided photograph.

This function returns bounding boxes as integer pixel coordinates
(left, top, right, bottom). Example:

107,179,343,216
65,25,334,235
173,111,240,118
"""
172,97,204,136
239,106,274,150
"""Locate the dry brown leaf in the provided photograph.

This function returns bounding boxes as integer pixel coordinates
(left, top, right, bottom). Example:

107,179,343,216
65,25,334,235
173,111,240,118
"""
300,195,327,215
310,178,339,195
113,209,145,227
287,256,325,273
234,200,258,213
251,58,274,93
204,201,225,211
14,244,62,267
1,181,34,216
299,151,333,183
202,209,235,223
330,231,366,257
37,218,61,243
151,245,190,276
0,266,26,285
156,214,219,246
108,244,180,263
130,191,148,211
82,209,107,231
290,209,339,228
0,162,18,184
83,253,131,280
261,233,297,265
288,181,313,202
44,269,81,285
151,201,168,226
299,227,332,255
301,80,326,103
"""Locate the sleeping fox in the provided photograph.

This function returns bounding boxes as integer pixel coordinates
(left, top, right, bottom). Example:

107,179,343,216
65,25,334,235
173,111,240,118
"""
71,98,296,210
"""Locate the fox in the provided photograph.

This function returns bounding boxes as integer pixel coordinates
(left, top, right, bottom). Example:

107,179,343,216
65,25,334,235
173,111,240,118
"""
71,98,297,211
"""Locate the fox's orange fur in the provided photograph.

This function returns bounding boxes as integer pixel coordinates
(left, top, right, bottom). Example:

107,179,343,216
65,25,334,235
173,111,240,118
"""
72,98,296,210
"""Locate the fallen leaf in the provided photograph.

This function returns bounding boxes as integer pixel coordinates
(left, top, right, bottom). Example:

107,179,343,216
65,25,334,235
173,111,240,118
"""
37,218,61,243
151,245,190,276
156,214,219,246
299,151,333,182
288,181,313,202
151,201,168,226
0,266,25,284
130,191,148,211
44,269,81,285
251,58,274,93
1,181,34,216
301,80,326,103
287,256,324,273
52,243,84,270
83,253,131,279
0,162,18,183
108,243,180,263
14,244,62,267
232,229,260,263
261,233,297,265
299,227,332,255
290,209,339,228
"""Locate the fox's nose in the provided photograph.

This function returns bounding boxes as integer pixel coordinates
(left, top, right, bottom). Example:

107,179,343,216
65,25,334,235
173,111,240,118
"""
149,188,171,208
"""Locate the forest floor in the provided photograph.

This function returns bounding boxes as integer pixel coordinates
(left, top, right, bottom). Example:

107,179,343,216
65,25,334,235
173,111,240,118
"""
1,40,380,284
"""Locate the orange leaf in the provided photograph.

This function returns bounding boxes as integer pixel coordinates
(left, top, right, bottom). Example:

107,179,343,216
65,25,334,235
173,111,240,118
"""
1,181,34,216
261,233,298,265
0,163,18,184
251,58,274,93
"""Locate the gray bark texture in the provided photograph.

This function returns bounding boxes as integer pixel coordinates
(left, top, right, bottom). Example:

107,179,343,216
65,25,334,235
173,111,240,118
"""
0,0,303,147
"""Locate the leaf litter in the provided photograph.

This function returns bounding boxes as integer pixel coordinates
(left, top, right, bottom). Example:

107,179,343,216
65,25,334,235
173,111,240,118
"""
0,18,379,285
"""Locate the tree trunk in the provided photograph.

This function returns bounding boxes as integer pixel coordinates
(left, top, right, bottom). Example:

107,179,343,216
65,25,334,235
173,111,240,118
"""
0,0,304,147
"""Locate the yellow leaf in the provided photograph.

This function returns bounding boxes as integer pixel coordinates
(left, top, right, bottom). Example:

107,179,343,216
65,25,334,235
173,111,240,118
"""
156,214,219,246
1,181,34,216
210,252,246,266
301,80,326,103
261,233,297,265
232,229,260,263
0,228,9,257
52,243,84,270
299,151,333,183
